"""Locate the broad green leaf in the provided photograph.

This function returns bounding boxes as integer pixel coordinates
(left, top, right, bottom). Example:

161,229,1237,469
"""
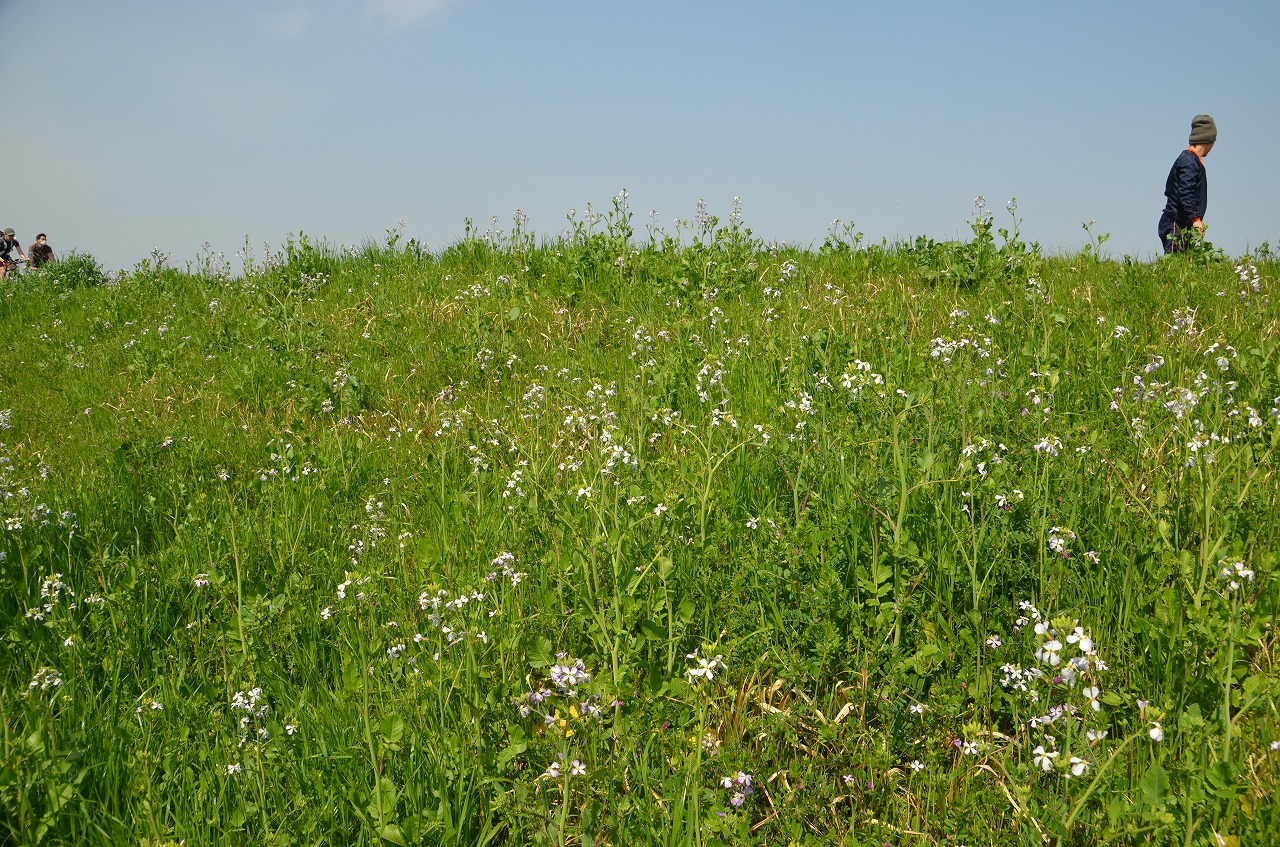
1140,762,1169,808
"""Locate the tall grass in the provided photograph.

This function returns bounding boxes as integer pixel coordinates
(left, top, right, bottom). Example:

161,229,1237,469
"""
1,200,1277,846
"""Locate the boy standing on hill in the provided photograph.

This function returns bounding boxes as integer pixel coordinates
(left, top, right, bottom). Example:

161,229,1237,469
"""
1159,114,1216,254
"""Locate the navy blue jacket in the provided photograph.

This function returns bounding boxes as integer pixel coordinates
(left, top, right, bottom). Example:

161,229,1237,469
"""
1161,148,1207,229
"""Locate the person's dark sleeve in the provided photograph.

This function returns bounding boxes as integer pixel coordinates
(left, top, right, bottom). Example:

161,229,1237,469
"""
1170,155,1206,223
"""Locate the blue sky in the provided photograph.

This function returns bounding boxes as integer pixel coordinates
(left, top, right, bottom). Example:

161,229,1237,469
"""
3,0,1278,271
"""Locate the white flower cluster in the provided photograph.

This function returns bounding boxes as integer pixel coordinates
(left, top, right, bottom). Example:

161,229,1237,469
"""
27,667,64,693
417,587,490,650
1218,559,1255,593
553,383,639,492
928,335,993,365
1185,430,1230,467
994,490,1024,510
231,688,269,722
26,572,76,621
839,360,886,399
549,655,591,695
322,570,374,621
959,438,1012,487
1006,602,1112,780
1032,745,1091,778
543,755,588,780
231,688,271,746
255,440,318,483
1166,307,1203,343
1234,259,1264,302
1031,617,1104,685
1032,435,1063,458
720,771,755,807
336,572,370,603
695,360,727,406
998,663,1043,694
684,649,727,683
1046,526,1077,560
484,551,527,587
517,652,606,726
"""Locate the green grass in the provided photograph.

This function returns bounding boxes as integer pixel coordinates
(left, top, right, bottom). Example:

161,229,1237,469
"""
1,203,1278,846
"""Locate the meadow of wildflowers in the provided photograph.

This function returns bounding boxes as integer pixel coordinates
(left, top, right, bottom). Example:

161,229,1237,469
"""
1,197,1278,845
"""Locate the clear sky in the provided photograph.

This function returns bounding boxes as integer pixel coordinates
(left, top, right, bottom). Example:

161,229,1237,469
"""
3,0,1278,272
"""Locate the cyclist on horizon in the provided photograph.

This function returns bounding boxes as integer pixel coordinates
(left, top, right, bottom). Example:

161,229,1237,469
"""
0,228,28,279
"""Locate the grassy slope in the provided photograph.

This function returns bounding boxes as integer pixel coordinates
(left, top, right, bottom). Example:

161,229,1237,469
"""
1,225,1278,846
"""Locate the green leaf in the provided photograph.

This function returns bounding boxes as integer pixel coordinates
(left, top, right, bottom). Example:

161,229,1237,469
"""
46,783,73,813
379,824,407,846
496,738,527,771
639,619,666,642
676,596,696,623
342,658,363,693
527,635,553,668
904,642,940,675
366,778,398,822
379,715,405,745
1207,759,1237,797
1140,762,1168,808
1178,703,1204,729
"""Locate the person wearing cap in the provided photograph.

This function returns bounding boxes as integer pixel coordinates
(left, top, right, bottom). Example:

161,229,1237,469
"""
28,233,56,268
0,228,27,279
1158,114,1216,254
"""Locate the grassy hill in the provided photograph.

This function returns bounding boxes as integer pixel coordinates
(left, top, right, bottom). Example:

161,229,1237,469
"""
2,204,1278,845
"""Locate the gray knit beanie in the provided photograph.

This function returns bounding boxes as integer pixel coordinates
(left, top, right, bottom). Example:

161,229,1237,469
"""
1189,114,1217,145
